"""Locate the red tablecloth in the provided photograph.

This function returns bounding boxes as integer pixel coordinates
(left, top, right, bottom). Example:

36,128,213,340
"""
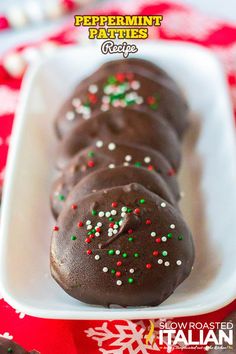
0,1,235,353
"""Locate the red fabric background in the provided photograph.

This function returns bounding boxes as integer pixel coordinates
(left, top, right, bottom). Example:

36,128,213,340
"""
0,1,235,353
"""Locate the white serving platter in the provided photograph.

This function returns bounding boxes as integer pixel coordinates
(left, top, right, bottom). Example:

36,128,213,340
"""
0,41,236,320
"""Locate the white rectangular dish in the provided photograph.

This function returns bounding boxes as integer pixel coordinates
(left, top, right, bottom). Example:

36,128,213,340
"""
0,42,236,320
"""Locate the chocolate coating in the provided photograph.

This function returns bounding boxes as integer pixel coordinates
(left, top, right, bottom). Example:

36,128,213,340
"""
55,58,188,139
51,184,194,307
57,107,181,171
51,142,180,218
0,337,39,354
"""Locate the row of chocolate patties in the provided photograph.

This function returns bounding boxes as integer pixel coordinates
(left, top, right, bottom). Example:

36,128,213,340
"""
50,58,195,307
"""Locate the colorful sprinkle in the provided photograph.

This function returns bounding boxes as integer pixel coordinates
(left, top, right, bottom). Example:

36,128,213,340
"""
161,202,166,208
164,261,170,267
162,251,168,256
116,280,122,286
112,202,118,208
87,250,92,255
117,261,122,266
71,235,77,241
58,194,65,201
146,263,152,269
128,278,134,284
167,233,173,239
71,204,77,210
176,260,182,266
153,250,159,256
129,268,135,273
122,253,128,258
134,208,140,215
178,235,183,240
92,209,97,216
170,224,176,229
94,255,100,260
87,160,95,168
134,252,139,258
139,199,145,204
53,226,59,231
78,221,83,228
103,267,108,272
108,250,115,255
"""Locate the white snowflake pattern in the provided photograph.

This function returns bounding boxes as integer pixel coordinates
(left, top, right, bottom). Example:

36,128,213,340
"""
0,86,18,116
0,332,13,340
162,9,221,40
85,319,174,353
15,309,26,319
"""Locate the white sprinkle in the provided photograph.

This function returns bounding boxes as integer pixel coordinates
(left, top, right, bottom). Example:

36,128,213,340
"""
103,267,108,273
108,232,113,237
123,162,129,166
97,222,102,227
151,232,156,237
121,207,127,212
115,250,120,255
121,212,126,218
88,84,98,94
98,211,104,217
108,228,113,233
129,268,135,273
101,104,109,112
136,96,144,105
66,111,75,121
176,260,182,266
95,255,100,260
161,202,166,208
125,155,132,162
105,212,111,218
86,220,91,225
96,140,103,148
113,224,119,229
83,113,91,120
162,236,167,242
108,142,116,151
87,225,92,230
131,80,140,90
102,95,110,104
158,259,163,264
72,98,81,107
111,210,117,216
95,232,100,237
164,261,170,267
116,280,122,286
108,163,115,169
144,156,151,163
113,229,118,234
170,224,176,229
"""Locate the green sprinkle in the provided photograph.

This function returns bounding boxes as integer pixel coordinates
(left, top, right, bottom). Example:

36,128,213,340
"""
134,252,139,258
128,237,133,242
139,199,145,204
88,231,92,235
128,278,134,284
58,194,65,201
108,250,115,255
150,103,158,110
178,235,183,240
88,151,95,157
108,76,116,84
115,221,120,225
8,349,13,354
111,269,115,274
92,209,97,216
84,101,90,107
71,235,77,241
122,253,128,258
109,217,114,221
162,251,168,256
127,208,132,213
167,233,173,239
135,161,142,167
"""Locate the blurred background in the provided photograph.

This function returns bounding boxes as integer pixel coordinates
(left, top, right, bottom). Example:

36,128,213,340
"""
0,0,236,54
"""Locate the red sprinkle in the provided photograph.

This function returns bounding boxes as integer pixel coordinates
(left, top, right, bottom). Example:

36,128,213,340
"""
146,263,152,269
89,234,95,239
116,73,125,82
109,223,115,228
156,238,161,243
53,226,59,231
78,221,83,228
168,168,176,176
153,250,159,256
112,201,118,208
85,238,91,243
128,229,133,234
117,261,122,266
88,93,98,104
71,204,77,210
115,271,121,277
134,208,140,215
147,96,155,105
87,160,95,168
95,227,101,232
146,219,151,225
87,250,92,255
148,165,154,171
